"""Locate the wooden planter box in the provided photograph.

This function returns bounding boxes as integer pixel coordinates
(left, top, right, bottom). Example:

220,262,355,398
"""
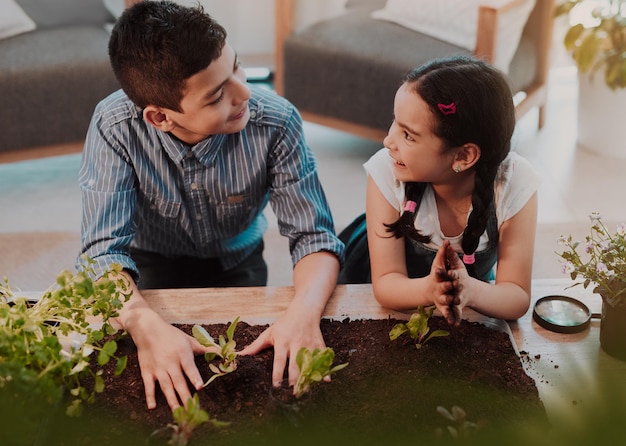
141,279,626,427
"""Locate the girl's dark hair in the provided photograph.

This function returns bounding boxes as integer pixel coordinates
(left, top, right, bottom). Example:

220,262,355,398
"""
108,1,227,111
386,55,515,258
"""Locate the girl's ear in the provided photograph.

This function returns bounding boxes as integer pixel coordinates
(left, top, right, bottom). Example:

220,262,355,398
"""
454,143,481,170
143,106,175,132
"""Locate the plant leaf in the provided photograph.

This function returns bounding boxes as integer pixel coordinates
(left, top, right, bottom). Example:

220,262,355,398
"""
192,325,216,347
226,316,240,341
389,323,408,340
115,355,128,376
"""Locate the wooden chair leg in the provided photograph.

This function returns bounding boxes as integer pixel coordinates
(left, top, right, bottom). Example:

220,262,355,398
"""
538,105,546,130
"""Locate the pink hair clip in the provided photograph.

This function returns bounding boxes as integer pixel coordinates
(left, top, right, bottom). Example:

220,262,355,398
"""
403,200,417,213
463,253,475,265
438,102,457,116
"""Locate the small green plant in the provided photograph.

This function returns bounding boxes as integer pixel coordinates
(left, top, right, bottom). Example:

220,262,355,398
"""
435,405,483,441
293,346,348,398
156,394,229,446
192,317,239,386
558,213,626,307
555,0,626,90
389,306,450,349
0,259,131,417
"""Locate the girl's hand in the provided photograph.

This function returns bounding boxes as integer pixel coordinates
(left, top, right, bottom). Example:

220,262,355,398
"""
430,241,464,326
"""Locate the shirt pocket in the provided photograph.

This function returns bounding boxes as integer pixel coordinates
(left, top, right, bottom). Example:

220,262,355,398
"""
216,194,258,235
146,195,180,218
137,194,182,234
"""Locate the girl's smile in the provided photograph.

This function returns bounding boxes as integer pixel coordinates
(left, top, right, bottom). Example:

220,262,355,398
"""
391,155,407,169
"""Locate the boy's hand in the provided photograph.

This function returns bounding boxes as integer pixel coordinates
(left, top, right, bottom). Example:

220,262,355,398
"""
239,251,337,391
125,309,212,410
239,305,326,390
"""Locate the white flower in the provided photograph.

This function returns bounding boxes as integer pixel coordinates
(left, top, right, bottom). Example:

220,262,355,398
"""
70,359,90,375
561,261,575,274
617,223,626,236
596,263,609,273
589,212,601,222
81,345,94,358
585,241,594,253
558,236,569,245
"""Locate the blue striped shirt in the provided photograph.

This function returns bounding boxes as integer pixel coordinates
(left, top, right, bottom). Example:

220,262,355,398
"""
78,84,344,280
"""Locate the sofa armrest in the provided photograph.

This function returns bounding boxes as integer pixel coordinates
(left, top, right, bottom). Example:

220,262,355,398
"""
476,0,534,64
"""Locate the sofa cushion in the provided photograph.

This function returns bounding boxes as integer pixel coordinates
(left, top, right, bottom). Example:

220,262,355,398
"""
284,7,472,132
0,26,120,152
283,3,538,133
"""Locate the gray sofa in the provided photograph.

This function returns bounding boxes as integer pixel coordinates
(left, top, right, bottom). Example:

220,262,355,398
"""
0,0,120,159
275,0,555,142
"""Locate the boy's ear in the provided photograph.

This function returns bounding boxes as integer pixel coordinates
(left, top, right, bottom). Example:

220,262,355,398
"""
455,143,481,170
143,106,175,132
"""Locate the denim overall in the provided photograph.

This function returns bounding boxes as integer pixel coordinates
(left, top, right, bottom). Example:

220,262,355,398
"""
405,207,498,282
337,202,498,284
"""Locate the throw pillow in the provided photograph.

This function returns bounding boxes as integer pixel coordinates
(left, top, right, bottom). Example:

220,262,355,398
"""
17,0,114,30
103,0,126,19
371,0,536,73
0,0,36,40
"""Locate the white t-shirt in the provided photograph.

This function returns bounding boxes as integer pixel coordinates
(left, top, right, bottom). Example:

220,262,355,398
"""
363,148,541,253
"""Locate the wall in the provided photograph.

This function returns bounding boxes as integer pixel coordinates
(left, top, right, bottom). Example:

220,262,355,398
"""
177,0,274,58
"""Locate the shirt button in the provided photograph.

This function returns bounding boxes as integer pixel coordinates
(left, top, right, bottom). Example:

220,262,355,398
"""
250,110,257,118
190,182,198,190
186,151,194,158
196,215,202,221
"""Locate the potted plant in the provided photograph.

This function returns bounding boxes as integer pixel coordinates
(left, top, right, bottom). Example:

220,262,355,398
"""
557,212,626,360
554,0,626,158
0,259,132,444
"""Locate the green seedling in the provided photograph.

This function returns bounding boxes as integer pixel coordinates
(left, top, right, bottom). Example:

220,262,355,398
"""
436,405,482,441
149,394,229,446
192,317,240,386
293,346,348,398
0,258,131,417
389,306,449,349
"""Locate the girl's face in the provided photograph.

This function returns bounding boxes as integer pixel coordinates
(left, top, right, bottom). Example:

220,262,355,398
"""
383,82,455,184
165,44,251,145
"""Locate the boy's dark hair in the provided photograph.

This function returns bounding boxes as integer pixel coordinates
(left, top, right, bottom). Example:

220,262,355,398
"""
386,55,515,259
109,0,227,111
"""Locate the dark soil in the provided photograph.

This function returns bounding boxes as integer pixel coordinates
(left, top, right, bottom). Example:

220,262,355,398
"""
23,317,549,445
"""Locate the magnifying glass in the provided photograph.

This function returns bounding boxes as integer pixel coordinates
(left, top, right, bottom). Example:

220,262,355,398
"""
532,295,601,334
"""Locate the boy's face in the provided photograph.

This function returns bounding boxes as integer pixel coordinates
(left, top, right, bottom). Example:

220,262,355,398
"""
157,44,251,145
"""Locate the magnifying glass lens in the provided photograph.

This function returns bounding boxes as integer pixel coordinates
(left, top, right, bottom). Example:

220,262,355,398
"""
533,295,592,333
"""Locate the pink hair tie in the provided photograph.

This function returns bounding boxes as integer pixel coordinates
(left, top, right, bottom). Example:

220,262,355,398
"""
403,200,417,213
463,253,475,265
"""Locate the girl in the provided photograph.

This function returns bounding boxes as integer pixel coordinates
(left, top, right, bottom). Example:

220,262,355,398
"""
346,55,540,325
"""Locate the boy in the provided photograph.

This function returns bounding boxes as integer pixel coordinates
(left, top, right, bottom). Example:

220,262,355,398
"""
78,1,343,411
